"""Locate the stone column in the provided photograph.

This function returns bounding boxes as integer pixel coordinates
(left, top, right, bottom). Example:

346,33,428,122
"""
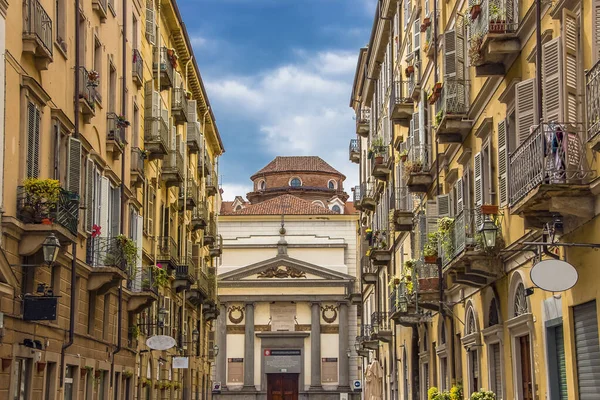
310,302,322,390
216,303,228,390
338,302,350,390
243,303,255,390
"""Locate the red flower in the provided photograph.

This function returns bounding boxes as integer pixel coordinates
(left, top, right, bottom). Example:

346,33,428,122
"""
156,263,163,269
91,224,101,238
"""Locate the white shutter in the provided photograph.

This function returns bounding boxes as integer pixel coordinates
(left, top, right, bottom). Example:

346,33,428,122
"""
498,120,509,206
594,0,600,62
426,200,438,234
437,194,451,217
163,297,171,332
145,0,155,45
515,78,538,145
412,112,420,146
111,186,121,237
542,37,563,122
444,30,457,78
562,9,579,124
463,168,471,210
26,102,40,178
85,158,95,232
100,177,110,237
474,152,483,226
148,185,155,236
187,100,197,122
455,178,464,215
404,0,409,29
456,23,465,81
414,19,421,51
67,137,82,194
135,213,143,289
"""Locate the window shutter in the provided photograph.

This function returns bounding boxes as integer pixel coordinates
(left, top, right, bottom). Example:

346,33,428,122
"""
85,158,95,232
145,0,155,45
463,168,471,210
425,0,430,17
136,213,143,289
515,78,538,145
542,37,563,122
412,112,421,146
404,0,410,29
67,137,82,194
437,194,451,217
148,185,155,236
594,0,600,62
498,119,509,206
100,177,110,237
414,19,421,51
562,9,579,124
444,30,457,78
426,200,438,235
455,178,464,215
474,152,483,225
163,297,171,332
26,102,40,178
111,186,121,237
456,21,465,81
187,100,197,122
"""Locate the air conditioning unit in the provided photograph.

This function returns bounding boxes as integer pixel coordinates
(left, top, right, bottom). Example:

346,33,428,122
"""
353,380,362,392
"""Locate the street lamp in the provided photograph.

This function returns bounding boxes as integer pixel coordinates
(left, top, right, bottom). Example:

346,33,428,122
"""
192,329,200,343
213,344,219,357
346,347,352,358
398,296,408,313
478,215,498,250
158,307,168,327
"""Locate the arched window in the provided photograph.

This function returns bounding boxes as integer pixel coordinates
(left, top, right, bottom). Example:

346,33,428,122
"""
234,205,242,212
258,180,266,190
514,283,529,317
332,205,341,214
466,308,477,335
312,200,325,208
328,180,336,190
290,177,302,187
440,320,446,344
488,298,500,327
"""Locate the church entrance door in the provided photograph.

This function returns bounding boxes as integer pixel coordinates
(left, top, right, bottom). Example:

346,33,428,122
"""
267,373,299,400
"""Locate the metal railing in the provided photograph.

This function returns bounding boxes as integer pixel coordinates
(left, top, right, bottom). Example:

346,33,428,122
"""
349,138,359,154
144,116,169,148
24,0,53,56
132,49,143,83
352,186,361,203
106,112,125,145
176,263,195,280
153,47,174,87
368,228,390,250
357,107,371,127
358,181,376,201
356,325,374,342
16,187,79,235
441,208,480,266
131,148,145,176
184,178,199,205
163,148,184,176
393,187,415,212
509,123,594,206
392,80,413,105
470,0,519,39
408,62,420,96
172,88,189,118
436,79,470,117
86,237,134,272
187,122,202,152
78,67,98,110
192,202,208,226
586,60,600,141
156,236,178,265
371,312,392,332
128,267,158,295
415,262,439,291
408,144,431,171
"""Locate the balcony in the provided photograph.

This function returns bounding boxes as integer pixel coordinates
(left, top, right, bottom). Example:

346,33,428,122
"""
389,283,433,327
206,173,218,197
106,112,126,160
414,262,440,310
354,182,377,212
368,229,392,266
186,269,211,306
171,88,189,125
370,146,391,180
356,108,371,137
143,116,169,159
153,47,174,90
405,145,433,193
199,150,212,176
390,187,415,232
391,80,413,122
173,262,196,292
86,237,131,293
127,267,159,314
181,178,199,210
434,80,473,143
23,0,53,70
469,0,520,76
370,312,392,343
356,325,378,351
192,203,208,231
209,235,223,258
586,60,600,149
161,145,184,187
78,67,98,124
361,255,377,285
132,49,143,87
508,123,594,223
349,139,360,163
408,68,422,101
156,236,178,271
130,148,145,188
187,121,202,153
204,217,217,245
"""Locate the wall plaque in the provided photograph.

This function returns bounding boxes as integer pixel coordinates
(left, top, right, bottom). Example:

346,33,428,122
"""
227,358,243,383
264,349,302,374
321,358,338,383
270,303,296,332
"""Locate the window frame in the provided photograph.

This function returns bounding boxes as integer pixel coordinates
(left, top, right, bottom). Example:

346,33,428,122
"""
289,177,302,187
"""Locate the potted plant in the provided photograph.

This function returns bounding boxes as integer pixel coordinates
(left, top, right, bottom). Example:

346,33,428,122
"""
438,217,455,257
428,89,440,105
87,70,100,87
365,227,373,241
140,377,150,387
167,48,178,68
152,265,170,288
470,389,496,400
20,178,62,224
116,114,130,128
449,384,463,400
434,82,443,94
404,259,416,281
173,382,182,391
399,149,409,162
129,325,140,340
423,233,439,263
123,371,133,379
470,3,482,20
488,3,506,33
405,65,415,77
389,275,402,287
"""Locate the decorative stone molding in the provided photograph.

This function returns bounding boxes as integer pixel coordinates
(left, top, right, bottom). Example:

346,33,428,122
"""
321,305,338,323
257,266,306,279
228,305,245,324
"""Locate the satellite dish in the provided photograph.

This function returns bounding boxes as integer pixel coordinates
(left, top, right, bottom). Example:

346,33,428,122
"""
146,335,177,351
530,259,578,292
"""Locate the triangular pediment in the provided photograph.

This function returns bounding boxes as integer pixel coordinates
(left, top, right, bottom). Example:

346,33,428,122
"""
219,255,355,282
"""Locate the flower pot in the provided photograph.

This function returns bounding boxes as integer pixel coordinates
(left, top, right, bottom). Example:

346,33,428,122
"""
400,155,408,162
434,82,443,93
480,204,499,215
420,23,427,32
405,66,415,77
393,278,401,285
405,275,412,282
489,21,506,33
470,4,481,20
41,218,52,225
424,255,438,264
374,156,384,165
365,232,373,241
427,93,439,105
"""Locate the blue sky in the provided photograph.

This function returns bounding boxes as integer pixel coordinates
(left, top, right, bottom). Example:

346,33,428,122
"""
177,0,376,200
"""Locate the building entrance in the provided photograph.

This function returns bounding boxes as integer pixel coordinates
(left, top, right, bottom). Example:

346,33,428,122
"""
267,373,299,400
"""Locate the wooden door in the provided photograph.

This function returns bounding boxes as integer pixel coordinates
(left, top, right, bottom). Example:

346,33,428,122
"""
267,374,298,400
520,335,533,400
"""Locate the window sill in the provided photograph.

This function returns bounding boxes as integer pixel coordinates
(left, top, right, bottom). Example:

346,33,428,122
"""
108,3,116,17
54,40,68,60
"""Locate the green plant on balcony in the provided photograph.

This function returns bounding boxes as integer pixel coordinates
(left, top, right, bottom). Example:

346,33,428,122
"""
103,235,139,273
141,278,151,289
470,389,496,400
152,266,170,288
399,149,409,162
22,178,62,223
129,325,140,340
140,377,151,387
388,275,402,287
438,217,455,257
403,159,424,181
423,233,439,259
435,110,444,126
403,259,416,281
173,382,182,390
123,371,134,379
469,33,484,66
157,380,172,390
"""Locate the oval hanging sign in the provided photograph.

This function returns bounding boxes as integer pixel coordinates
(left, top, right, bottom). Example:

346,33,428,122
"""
530,259,578,292
146,335,177,351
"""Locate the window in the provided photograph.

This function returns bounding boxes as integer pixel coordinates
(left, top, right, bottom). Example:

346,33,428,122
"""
44,362,57,400
257,180,266,190
132,14,138,50
290,178,301,187
328,180,336,190
12,358,30,400
78,17,86,67
109,62,117,113
332,205,341,214
87,294,96,335
94,39,103,103
103,294,111,340
85,368,94,400
514,283,528,317
64,366,75,400
133,103,140,147
489,298,500,327
55,0,66,50
26,101,41,178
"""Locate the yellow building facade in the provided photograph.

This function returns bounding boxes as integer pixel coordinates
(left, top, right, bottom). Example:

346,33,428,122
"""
0,0,223,399
350,0,600,399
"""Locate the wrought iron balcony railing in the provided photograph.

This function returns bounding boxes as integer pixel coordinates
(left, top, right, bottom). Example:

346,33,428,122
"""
349,139,360,163
23,0,53,57
356,325,374,342
470,0,519,39
183,177,199,206
144,116,169,149
509,123,594,206
16,187,79,235
86,236,135,272
371,312,392,332
586,60,600,141
107,112,126,146
392,80,413,105
357,107,371,127
163,148,184,177
153,47,174,89
187,122,202,153
393,187,414,212
131,148,145,177
408,144,431,171
132,49,143,85
78,67,98,111
436,79,470,117
440,208,480,267
349,138,359,153
128,267,158,295
156,236,178,266
171,87,189,124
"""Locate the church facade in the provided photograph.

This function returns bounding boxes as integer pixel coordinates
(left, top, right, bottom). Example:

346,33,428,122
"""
214,157,361,400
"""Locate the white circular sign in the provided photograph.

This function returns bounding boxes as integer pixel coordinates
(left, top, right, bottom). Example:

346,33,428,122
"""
146,335,177,351
530,259,578,292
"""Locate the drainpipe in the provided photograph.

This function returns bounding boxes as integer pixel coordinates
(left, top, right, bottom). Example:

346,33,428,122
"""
60,0,80,386
152,0,162,273
535,0,542,122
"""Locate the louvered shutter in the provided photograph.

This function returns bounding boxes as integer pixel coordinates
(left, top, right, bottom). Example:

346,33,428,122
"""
426,200,438,234
456,23,465,81
542,37,563,122
414,19,421,51
573,301,600,399
425,0,430,17
437,194,451,217
145,0,155,45
100,177,110,237
26,102,40,178
474,152,483,225
463,168,471,210
444,31,457,78
515,79,538,145
404,0,410,29
148,185,155,236
163,297,171,333
492,343,502,398
85,158,95,232
67,137,82,194
498,120,509,206
187,100,197,122
455,178,464,215
562,9,579,124
111,186,121,237
135,213,143,289
595,0,600,62
412,112,420,146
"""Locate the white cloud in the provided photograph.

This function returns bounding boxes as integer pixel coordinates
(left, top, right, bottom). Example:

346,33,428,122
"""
190,35,208,47
205,50,360,195
220,183,253,202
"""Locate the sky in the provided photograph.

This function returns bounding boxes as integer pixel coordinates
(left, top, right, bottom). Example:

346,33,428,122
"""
177,0,377,200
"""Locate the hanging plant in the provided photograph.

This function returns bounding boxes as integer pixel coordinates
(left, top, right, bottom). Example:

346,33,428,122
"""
152,265,170,287
116,115,130,128
129,325,140,340
123,371,134,379
167,48,178,68
87,70,100,87
140,377,151,387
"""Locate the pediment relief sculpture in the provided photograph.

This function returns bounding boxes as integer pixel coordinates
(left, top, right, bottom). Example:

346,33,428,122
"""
257,266,307,279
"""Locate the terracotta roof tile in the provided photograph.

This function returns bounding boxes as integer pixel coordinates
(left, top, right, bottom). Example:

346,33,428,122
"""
251,156,344,179
344,202,358,215
221,195,337,215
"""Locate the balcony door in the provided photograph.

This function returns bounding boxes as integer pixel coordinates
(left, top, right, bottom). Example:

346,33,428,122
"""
519,335,533,400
